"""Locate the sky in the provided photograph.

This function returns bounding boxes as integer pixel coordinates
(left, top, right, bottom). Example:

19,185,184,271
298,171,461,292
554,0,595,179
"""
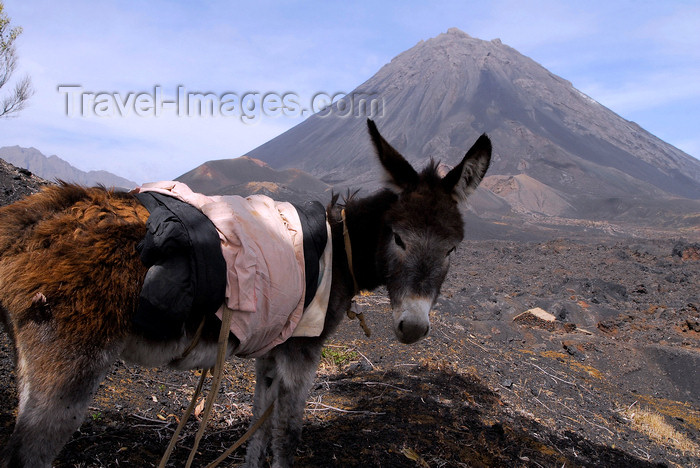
1,0,698,184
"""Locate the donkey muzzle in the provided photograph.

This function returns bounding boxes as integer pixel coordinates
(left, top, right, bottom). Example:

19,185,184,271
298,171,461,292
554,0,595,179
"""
393,296,432,344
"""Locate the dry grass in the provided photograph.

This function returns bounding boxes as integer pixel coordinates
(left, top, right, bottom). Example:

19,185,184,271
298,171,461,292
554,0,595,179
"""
622,405,699,457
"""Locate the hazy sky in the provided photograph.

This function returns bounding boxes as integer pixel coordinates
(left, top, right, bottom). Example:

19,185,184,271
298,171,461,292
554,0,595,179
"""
1,0,698,183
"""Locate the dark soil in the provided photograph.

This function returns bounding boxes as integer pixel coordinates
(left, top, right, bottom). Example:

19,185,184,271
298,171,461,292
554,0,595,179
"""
0,163,698,467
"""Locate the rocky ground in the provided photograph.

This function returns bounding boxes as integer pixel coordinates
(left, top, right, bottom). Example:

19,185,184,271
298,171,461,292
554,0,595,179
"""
0,165,698,467
0,158,49,205
1,236,698,467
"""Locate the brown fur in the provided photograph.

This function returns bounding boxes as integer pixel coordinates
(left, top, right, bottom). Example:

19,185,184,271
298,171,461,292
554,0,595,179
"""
0,184,156,467
0,184,148,343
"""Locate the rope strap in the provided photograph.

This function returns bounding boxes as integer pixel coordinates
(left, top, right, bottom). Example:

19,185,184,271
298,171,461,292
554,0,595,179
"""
158,308,275,468
341,209,359,295
180,316,206,359
185,307,233,468
346,300,372,337
157,368,208,468
341,208,372,337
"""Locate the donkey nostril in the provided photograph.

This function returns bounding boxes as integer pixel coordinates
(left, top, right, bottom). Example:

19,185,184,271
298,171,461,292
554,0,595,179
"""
398,320,404,333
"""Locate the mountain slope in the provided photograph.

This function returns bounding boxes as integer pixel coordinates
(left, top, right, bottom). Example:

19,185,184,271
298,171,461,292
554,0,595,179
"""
177,156,330,203
0,146,138,188
246,28,700,232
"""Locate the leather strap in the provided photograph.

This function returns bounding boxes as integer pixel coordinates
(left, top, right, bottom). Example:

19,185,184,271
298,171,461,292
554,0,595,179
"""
341,209,359,295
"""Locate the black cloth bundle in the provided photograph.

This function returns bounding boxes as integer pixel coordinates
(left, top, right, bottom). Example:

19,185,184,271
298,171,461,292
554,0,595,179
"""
133,192,227,340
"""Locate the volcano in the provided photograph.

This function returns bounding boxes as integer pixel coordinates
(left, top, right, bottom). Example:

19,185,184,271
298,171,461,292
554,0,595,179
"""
242,28,699,236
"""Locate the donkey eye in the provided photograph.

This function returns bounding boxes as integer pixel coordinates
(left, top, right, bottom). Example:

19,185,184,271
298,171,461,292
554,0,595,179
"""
447,246,456,257
394,233,406,250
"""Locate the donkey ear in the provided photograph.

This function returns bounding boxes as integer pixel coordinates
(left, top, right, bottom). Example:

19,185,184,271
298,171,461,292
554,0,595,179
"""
367,119,418,190
442,134,491,202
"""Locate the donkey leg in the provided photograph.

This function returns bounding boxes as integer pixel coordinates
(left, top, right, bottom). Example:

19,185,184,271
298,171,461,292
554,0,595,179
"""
1,335,115,468
269,341,322,468
243,356,277,468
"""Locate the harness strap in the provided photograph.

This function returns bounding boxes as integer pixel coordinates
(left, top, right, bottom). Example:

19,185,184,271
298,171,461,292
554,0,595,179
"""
347,300,372,338
158,313,275,468
341,209,359,295
185,306,234,468
341,209,372,337
158,368,208,468
179,316,206,360
158,308,236,468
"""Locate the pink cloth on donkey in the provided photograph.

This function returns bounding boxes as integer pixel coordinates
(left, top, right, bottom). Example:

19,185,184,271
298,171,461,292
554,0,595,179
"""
133,181,306,358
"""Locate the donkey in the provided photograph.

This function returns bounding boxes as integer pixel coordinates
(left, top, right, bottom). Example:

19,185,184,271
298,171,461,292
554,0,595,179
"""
0,119,491,467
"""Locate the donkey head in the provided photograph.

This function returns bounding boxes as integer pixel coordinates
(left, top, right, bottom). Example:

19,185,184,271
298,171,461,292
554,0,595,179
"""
367,119,491,344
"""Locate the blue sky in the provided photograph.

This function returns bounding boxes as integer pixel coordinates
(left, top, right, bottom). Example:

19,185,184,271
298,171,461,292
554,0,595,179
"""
1,0,698,183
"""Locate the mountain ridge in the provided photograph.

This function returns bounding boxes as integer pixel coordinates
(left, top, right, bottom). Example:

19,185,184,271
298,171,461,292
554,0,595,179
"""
0,146,138,189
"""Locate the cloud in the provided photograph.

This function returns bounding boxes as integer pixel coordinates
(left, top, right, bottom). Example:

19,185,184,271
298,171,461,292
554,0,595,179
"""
473,0,600,50
579,69,700,114
639,4,700,58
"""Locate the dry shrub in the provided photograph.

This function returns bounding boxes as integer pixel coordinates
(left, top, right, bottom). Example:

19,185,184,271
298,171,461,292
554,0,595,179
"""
318,344,359,373
623,406,699,457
